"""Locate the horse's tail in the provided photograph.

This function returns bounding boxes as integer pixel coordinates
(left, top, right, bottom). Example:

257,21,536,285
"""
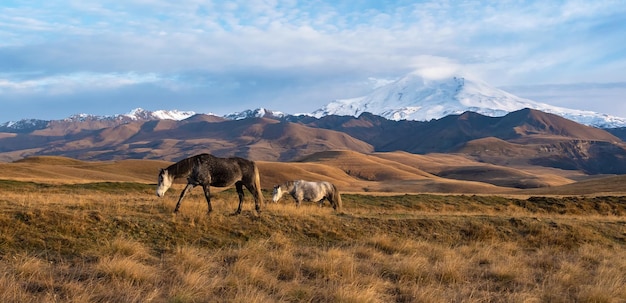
253,162,264,205
331,184,342,211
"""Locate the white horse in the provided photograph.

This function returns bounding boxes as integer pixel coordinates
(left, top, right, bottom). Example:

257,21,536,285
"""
272,180,342,211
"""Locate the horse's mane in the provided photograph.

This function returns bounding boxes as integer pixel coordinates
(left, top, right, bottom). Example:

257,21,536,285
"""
283,180,296,188
167,154,204,178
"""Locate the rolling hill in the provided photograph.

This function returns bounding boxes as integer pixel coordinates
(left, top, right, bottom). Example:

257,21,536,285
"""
2,153,625,196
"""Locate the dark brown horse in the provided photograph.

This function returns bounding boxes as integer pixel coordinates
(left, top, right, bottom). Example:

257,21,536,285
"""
156,153,263,214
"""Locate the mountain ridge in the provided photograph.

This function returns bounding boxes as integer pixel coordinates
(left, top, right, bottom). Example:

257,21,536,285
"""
0,108,197,133
2,73,626,130
2,107,626,175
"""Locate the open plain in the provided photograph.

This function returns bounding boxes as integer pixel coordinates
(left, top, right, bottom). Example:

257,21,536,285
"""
1,153,625,302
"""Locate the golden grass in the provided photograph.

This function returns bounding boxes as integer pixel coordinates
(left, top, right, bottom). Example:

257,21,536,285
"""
0,179,625,302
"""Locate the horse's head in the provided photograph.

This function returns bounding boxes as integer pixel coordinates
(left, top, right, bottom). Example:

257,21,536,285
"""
156,168,173,197
271,185,283,203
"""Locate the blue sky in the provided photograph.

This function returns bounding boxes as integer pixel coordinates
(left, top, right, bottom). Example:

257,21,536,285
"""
1,0,625,122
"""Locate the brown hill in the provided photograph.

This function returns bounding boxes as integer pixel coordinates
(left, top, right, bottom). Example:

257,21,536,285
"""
606,127,626,141
290,109,626,174
370,151,574,188
281,150,535,193
0,117,373,162
516,174,626,196
458,136,626,174
326,109,620,153
1,156,169,183
289,112,422,149
297,150,434,181
32,119,121,136
484,109,619,141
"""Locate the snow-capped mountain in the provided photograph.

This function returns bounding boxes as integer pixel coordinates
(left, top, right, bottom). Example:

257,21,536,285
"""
0,108,197,132
1,119,49,131
68,108,196,121
120,108,197,121
312,72,626,128
61,108,197,123
224,108,286,120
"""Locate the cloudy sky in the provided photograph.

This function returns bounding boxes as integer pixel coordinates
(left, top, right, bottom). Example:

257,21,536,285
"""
1,0,625,122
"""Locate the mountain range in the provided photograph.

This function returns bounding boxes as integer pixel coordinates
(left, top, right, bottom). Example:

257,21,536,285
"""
2,107,626,177
2,72,626,187
2,72,626,129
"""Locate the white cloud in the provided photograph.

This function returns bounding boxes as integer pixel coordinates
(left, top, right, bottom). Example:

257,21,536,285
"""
409,56,462,80
0,72,163,95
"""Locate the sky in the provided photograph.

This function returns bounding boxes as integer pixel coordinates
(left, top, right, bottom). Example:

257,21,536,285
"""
1,0,625,123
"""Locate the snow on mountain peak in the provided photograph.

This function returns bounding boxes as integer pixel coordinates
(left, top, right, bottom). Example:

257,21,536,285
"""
151,109,196,120
313,73,626,128
224,108,286,120
123,108,196,121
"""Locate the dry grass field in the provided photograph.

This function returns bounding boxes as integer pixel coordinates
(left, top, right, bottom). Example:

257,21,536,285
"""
1,155,626,302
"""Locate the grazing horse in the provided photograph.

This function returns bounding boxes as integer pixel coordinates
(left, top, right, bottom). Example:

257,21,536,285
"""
156,153,263,214
272,180,342,211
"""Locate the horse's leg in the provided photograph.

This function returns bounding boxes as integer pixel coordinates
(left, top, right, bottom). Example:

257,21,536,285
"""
174,183,194,213
202,184,212,214
328,196,337,210
290,193,300,207
234,181,245,215
244,182,261,213
325,194,337,210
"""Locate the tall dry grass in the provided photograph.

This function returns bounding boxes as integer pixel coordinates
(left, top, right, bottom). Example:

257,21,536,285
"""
0,181,625,302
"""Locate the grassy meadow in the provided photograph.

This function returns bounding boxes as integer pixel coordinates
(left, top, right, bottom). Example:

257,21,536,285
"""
1,180,625,302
